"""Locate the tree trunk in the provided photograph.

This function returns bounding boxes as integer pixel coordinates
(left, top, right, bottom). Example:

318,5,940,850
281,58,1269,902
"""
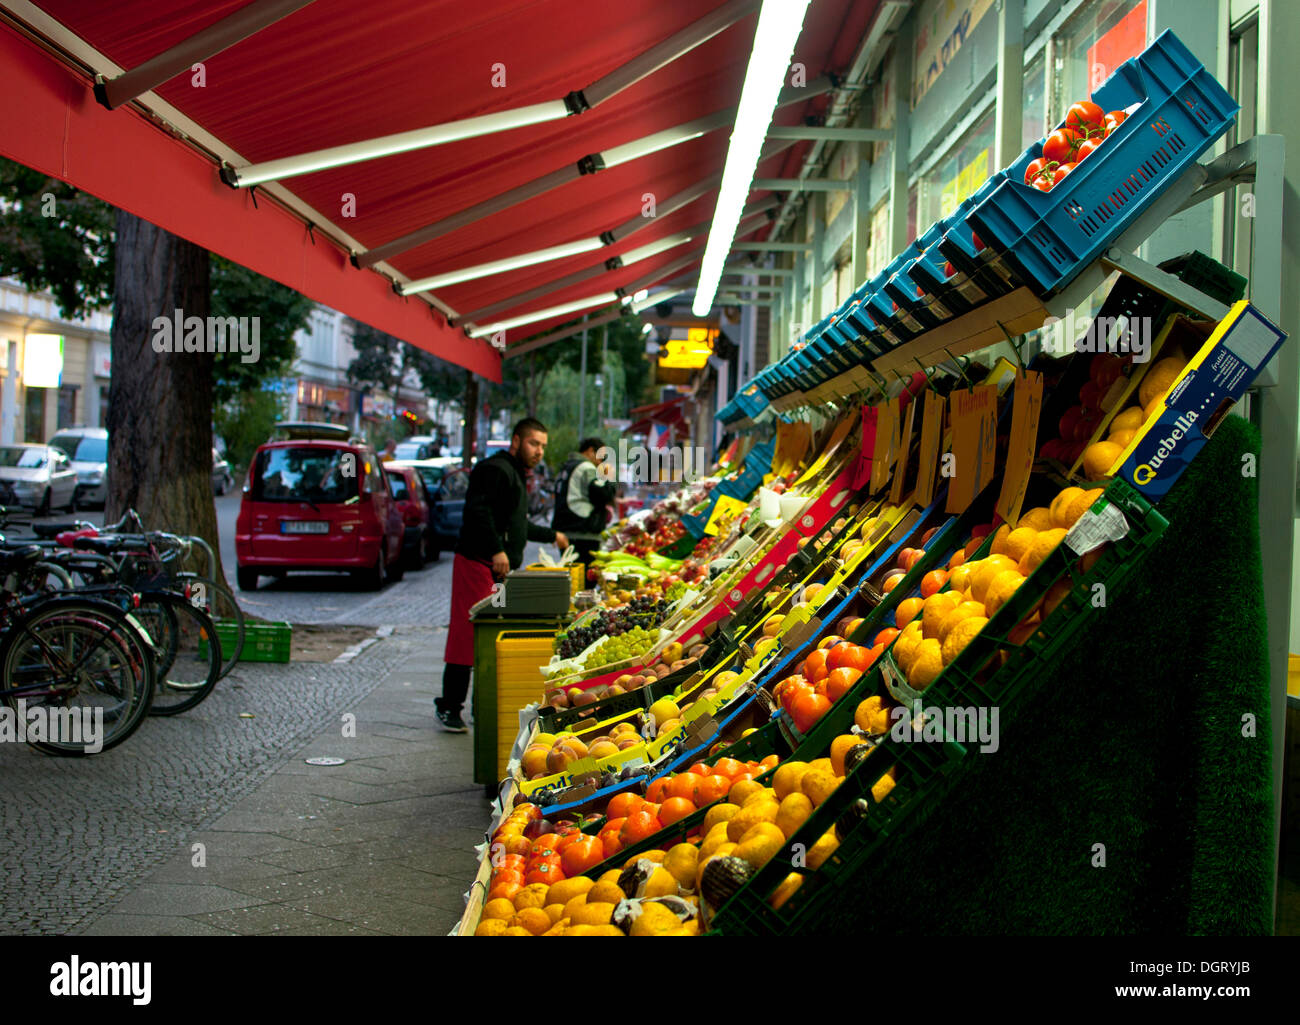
107,210,227,589
461,370,478,468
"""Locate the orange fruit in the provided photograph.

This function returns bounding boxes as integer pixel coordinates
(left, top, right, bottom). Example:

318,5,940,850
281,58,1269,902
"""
1000,527,1038,564
772,761,811,801
826,666,861,702
969,556,1019,604
606,792,644,820
645,777,669,804
728,778,766,807
920,569,949,598
939,600,987,642
1058,487,1104,530
769,872,804,910
983,569,1026,618
475,918,510,936
830,733,869,776
701,802,740,834
1081,441,1122,480
658,796,696,826
988,524,1013,557
482,897,517,921
775,793,814,838
509,907,552,935
1018,528,1067,577
895,596,925,629
947,547,967,569
1110,406,1144,434
735,822,787,868
920,592,960,640
1017,506,1053,531
941,616,988,664
666,773,699,802
1138,355,1186,408
907,638,944,689
873,627,900,648
1049,487,1084,530
487,881,522,903
692,773,732,807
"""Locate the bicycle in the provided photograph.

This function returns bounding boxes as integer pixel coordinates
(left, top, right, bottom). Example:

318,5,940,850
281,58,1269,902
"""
0,546,156,755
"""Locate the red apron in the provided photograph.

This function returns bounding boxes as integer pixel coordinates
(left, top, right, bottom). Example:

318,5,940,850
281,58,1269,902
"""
445,553,496,665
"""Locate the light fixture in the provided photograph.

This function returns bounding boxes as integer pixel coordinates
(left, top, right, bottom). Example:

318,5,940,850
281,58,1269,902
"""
633,289,650,303
398,237,604,296
641,322,653,335
693,0,812,317
223,101,571,188
468,292,621,338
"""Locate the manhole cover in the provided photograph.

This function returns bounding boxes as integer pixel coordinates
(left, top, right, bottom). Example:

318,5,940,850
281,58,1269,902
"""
304,757,346,766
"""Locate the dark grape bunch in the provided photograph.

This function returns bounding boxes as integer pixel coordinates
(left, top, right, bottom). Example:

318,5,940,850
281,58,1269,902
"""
553,598,671,659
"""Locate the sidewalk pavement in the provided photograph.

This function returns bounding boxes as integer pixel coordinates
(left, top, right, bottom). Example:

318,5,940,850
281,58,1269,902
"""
79,640,492,936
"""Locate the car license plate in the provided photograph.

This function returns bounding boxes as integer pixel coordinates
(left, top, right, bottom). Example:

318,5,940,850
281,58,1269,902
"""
281,520,329,534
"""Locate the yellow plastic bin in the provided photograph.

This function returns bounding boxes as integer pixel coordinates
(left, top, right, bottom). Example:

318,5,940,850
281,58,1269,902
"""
494,631,558,780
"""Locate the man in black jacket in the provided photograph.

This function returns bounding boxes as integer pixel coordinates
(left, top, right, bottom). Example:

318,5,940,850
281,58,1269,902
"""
437,418,568,732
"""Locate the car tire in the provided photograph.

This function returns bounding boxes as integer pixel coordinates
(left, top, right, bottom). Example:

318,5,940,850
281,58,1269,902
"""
387,546,405,583
236,567,260,591
408,536,425,571
37,488,51,517
422,530,437,565
357,551,386,591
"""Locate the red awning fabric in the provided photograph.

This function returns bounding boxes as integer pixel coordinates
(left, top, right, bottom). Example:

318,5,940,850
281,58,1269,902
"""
0,0,879,379
628,396,688,417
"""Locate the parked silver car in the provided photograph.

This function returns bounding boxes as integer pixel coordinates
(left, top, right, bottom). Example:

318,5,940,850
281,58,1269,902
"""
0,444,78,513
212,447,235,495
49,426,108,507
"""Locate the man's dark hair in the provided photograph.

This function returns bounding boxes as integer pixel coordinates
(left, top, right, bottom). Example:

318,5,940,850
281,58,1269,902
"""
578,437,605,454
512,417,547,440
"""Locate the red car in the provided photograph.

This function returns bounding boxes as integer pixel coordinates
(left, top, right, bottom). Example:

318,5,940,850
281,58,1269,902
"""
235,422,404,591
383,463,434,568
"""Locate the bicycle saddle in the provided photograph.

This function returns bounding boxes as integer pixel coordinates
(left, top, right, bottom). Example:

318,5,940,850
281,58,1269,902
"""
0,545,44,575
32,522,80,538
72,535,148,554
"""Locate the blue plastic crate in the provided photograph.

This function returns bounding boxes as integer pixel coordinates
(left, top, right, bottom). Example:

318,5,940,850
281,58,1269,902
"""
969,29,1238,297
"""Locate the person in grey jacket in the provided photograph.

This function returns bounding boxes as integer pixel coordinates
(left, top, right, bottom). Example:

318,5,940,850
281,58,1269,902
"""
552,437,616,570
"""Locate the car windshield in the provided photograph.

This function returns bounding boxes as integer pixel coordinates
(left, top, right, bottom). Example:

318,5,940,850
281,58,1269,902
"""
386,471,410,501
0,447,47,468
415,467,443,493
252,447,359,503
50,435,107,462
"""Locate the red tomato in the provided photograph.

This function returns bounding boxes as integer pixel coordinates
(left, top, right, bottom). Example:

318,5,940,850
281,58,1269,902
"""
826,643,864,673
1075,137,1102,162
692,773,732,806
1103,109,1128,133
1024,156,1054,186
972,232,986,251
1042,128,1081,165
490,867,526,888
606,792,644,820
1053,161,1078,186
620,808,664,845
687,762,712,777
943,260,957,279
791,692,832,734
1065,100,1105,135
559,835,604,876
802,649,830,684
525,859,564,886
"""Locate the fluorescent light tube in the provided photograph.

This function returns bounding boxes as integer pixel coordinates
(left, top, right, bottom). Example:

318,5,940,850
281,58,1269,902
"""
399,237,604,295
693,0,811,316
469,292,620,337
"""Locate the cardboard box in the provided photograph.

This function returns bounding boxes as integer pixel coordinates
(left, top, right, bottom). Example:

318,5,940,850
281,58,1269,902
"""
1111,301,1287,501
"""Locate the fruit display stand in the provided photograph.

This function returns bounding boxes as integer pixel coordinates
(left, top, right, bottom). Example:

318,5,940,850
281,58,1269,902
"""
458,34,1287,936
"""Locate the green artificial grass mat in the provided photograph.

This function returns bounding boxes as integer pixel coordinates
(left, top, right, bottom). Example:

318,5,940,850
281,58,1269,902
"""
812,414,1273,934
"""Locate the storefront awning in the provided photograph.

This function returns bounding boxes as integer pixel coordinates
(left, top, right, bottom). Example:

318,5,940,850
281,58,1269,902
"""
0,0,879,378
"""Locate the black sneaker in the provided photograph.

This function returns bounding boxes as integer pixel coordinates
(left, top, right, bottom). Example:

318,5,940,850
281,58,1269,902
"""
435,705,468,733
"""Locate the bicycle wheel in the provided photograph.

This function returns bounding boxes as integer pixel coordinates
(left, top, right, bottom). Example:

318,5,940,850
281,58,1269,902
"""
0,598,156,755
19,561,75,596
180,576,243,677
140,592,220,716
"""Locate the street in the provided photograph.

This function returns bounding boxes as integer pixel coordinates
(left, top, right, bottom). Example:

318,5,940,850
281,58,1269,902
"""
0,495,559,935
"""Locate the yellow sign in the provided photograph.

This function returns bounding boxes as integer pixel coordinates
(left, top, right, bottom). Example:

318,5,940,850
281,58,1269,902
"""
946,384,998,514
704,494,748,536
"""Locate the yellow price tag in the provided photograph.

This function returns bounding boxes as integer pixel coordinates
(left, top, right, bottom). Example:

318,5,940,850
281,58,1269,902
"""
704,494,749,536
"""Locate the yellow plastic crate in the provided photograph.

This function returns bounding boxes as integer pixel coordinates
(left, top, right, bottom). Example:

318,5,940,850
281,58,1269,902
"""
495,631,557,779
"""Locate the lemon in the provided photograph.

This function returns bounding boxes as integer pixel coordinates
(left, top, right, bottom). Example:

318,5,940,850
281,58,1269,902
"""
772,760,811,801
775,792,814,838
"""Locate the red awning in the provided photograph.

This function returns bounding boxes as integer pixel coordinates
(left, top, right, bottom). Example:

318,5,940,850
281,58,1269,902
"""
0,0,879,379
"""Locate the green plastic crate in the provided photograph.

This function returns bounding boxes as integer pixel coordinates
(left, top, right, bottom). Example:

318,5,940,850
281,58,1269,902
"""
707,477,1168,935
224,620,291,663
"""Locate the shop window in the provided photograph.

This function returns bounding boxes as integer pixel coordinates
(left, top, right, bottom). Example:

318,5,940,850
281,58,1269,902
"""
24,388,45,443
1023,54,1047,150
917,110,996,230
1052,0,1147,122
